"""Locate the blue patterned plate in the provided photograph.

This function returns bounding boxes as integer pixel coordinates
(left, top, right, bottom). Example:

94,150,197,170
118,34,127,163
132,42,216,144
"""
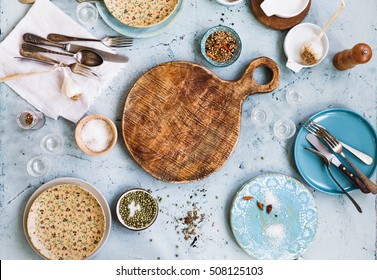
294,108,377,194
96,0,186,38
230,173,318,260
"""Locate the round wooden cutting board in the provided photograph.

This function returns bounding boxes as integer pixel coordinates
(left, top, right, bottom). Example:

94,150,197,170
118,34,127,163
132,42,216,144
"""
122,57,280,183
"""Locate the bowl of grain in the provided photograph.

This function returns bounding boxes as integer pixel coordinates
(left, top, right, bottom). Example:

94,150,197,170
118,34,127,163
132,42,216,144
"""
75,114,118,156
200,25,242,67
116,188,159,231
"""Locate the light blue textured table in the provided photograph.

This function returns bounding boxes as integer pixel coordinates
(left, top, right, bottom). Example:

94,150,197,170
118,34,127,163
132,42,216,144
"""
0,0,376,260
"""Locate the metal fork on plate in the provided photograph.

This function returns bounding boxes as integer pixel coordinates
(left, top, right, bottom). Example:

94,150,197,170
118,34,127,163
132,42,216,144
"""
19,49,100,80
305,147,362,213
304,120,373,165
47,33,133,48
305,120,377,194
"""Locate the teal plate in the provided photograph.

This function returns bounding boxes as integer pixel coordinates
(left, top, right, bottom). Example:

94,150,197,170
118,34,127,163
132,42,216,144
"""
294,108,377,194
96,0,186,38
230,174,318,260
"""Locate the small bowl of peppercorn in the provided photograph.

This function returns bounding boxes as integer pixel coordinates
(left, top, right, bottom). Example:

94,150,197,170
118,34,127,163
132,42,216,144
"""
200,25,242,67
116,188,159,231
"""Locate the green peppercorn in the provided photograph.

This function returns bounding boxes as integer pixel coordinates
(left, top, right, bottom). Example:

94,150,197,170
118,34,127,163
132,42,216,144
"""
118,190,158,229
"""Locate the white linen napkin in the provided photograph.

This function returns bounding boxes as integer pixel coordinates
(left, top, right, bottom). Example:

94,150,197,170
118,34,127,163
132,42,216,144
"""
0,0,125,123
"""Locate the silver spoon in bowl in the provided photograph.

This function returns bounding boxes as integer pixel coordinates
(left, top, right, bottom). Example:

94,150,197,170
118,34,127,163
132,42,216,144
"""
305,147,362,213
21,43,103,67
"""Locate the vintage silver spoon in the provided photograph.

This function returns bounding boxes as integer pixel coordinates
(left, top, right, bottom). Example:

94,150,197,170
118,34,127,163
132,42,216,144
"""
305,147,362,213
21,43,103,67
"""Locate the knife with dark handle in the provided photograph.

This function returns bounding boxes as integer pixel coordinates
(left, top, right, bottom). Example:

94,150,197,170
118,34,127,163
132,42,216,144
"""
305,147,362,213
23,33,129,63
330,157,368,193
306,133,370,193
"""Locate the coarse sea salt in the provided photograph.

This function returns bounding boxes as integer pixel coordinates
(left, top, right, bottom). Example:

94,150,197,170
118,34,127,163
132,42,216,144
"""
80,118,114,152
264,189,280,209
265,224,285,246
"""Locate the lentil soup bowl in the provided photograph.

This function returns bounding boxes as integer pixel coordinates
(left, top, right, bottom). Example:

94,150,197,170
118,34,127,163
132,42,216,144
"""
116,188,159,231
200,25,242,67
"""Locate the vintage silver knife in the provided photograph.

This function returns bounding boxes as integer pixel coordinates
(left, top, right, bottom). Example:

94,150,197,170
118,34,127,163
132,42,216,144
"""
306,133,370,193
23,33,129,63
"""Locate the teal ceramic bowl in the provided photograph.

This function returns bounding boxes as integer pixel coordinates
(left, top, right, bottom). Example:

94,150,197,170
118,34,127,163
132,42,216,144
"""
200,25,242,67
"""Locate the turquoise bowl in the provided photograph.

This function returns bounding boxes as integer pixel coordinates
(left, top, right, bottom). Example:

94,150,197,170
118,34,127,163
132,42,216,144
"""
200,25,242,67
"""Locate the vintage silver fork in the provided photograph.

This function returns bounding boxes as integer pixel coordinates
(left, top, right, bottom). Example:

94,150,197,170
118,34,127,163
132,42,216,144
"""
318,126,377,194
47,33,133,48
304,120,373,165
19,49,100,80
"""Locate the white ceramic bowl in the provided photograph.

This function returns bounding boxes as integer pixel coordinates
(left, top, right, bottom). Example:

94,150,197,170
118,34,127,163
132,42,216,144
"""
283,23,329,73
116,188,159,231
215,0,244,6
260,0,309,18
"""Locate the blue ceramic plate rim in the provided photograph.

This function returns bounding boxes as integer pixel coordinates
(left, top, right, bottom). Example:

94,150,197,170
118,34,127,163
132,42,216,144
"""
230,173,318,260
96,0,185,38
294,108,377,195
200,25,242,67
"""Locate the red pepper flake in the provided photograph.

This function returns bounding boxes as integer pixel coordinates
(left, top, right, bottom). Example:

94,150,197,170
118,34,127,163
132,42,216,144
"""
243,195,253,201
222,42,230,52
257,201,264,211
266,204,273,214
206,51,216,60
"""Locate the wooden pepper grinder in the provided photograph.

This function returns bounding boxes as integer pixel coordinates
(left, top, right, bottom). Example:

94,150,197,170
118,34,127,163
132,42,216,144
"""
333,43,372,70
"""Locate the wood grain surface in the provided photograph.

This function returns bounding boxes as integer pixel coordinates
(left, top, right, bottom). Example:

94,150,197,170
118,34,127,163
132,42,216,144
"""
122,57,280,183
250,0,311,30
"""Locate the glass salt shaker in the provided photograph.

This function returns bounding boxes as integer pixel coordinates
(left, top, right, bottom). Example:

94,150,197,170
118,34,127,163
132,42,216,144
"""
16,110,46,130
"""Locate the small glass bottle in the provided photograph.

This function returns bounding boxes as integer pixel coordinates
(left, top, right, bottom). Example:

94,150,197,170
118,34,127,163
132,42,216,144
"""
16,110,46,130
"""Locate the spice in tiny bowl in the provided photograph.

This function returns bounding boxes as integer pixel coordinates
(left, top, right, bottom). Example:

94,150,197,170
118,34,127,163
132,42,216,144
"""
75,114,118,156
200,25,242,67
116,188,159,231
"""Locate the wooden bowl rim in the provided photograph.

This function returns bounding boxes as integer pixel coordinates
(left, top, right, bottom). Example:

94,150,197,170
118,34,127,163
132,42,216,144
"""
75,114,118,156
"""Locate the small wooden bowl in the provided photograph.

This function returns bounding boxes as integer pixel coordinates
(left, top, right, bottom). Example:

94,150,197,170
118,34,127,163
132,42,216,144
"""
75,114,118,156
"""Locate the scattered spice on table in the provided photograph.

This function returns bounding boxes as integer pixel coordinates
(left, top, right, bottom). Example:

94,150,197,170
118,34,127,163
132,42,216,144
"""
80,118,114,152
118,190,158,229
205,30,237,62
177,207,206,241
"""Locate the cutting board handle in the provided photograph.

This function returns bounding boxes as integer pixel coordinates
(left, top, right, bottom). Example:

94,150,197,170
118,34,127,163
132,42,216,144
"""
235,56,280,99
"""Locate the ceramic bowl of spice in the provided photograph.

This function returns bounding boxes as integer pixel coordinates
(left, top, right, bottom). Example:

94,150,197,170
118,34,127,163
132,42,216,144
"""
200,25,242,67
116,188,159,231
75,114,118,156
